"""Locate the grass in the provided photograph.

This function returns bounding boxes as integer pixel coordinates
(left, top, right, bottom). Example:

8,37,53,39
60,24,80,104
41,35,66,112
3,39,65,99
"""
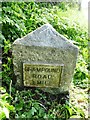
70,83,88,118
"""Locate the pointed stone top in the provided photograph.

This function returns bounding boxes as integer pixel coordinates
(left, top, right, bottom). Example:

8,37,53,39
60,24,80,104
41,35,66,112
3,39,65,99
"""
13,24,77,50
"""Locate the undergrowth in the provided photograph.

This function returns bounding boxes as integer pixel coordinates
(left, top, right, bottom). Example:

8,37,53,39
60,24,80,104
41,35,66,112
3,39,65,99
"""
0,1,88,119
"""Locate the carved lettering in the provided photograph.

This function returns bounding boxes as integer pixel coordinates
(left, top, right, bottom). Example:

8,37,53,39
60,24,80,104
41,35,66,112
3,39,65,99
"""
25,66,29,71
23,63,63,87
37,81,47,85
48,75,52,79
25,66,60,73
37,81,42,84
32,74,52,79
32,80,35,85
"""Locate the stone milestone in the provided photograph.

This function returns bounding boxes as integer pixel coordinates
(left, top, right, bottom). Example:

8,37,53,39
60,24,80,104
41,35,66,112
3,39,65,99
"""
12,23,78,94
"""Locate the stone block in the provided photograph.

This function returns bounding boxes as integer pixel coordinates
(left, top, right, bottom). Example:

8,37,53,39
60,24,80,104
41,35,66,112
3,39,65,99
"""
12,24,78,94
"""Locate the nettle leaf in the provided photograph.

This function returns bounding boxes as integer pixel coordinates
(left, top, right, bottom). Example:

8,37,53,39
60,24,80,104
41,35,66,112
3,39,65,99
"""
1,93,11,101
3,107,9,119
0,109,6,119
65,105,72,116
15,23,20,30
3,6,12,14
31,107,37,115
39,108,45,117
0,33,5,41
15,102,23,111
5,103,15,111
0,87,6,93
70,115,81,118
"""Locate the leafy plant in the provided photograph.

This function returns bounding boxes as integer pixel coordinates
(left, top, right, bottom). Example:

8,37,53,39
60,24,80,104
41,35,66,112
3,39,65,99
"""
1,1,88,119
0,87,15,120
12,89,71,119
2,40,13,90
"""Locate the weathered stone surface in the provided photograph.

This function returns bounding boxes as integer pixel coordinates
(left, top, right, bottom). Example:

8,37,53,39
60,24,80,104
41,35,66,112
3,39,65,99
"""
12,23,78,94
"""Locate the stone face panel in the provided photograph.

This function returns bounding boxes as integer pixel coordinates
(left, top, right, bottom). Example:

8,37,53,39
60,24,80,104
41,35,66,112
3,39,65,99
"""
12,23,78,94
